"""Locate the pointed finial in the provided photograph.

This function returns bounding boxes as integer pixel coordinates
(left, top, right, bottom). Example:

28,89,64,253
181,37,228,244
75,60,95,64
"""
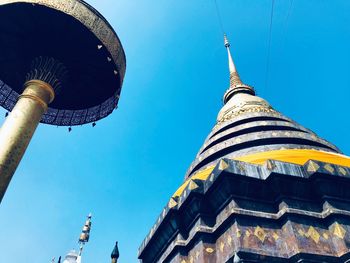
222,34,255,104
224,34,230,48
224,34,236,73
111,241,120,263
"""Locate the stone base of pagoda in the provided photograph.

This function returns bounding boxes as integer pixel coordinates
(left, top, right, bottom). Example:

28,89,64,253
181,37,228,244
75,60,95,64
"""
139,159,350,263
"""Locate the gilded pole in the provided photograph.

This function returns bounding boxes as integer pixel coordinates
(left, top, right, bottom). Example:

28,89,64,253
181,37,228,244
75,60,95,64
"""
0,80,55,202
0,56,65,203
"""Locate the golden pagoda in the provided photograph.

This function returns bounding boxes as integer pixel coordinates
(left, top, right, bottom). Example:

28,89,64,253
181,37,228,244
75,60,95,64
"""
138,35,350,262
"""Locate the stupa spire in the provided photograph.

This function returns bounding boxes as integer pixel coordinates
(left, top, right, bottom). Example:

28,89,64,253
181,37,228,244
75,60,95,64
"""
111,241,120,263
224,34,236,74
223,34,255,103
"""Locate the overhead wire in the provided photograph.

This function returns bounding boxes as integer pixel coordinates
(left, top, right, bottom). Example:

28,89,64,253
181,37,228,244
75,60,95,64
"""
280,0,294,52
213,0,280,94
214,0,225,35
265,0,275,90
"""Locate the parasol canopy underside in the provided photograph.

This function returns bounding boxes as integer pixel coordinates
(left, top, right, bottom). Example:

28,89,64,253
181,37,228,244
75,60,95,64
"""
0,0,126,126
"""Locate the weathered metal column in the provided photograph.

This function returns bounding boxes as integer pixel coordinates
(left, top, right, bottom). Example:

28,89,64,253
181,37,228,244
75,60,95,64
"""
0,79,55,202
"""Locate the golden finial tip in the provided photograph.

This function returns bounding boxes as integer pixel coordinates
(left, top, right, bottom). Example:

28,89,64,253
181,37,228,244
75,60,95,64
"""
224,34,230,48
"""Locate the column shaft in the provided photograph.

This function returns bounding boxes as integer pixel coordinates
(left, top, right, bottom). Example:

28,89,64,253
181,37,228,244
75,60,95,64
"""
0,80,54,202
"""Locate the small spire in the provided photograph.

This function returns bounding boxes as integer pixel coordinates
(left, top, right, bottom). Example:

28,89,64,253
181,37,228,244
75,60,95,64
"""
223,34,255,104
79,213,92,244
76,213,92,263
111,241,120,263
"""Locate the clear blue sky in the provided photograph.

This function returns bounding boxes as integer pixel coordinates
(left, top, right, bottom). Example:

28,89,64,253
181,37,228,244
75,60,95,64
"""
0,0,349,262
